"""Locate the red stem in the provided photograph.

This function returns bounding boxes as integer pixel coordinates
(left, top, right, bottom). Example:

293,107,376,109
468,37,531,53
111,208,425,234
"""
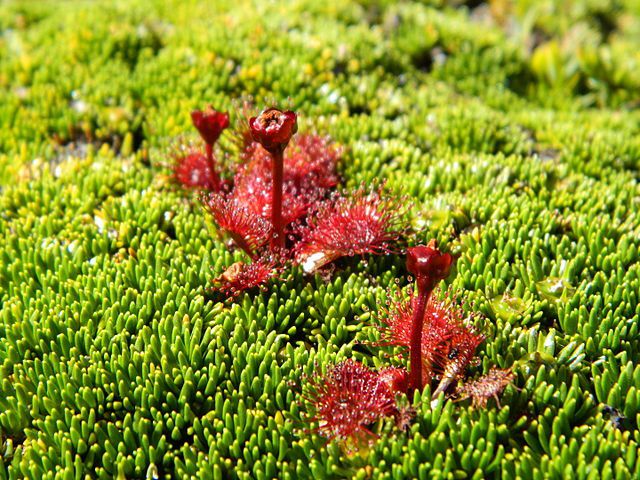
408,278,434,392
270,149,285,251
205,143,220,190
229,232,256,260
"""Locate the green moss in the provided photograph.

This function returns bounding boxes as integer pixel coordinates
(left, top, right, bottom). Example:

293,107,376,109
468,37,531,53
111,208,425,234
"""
1,0,640,478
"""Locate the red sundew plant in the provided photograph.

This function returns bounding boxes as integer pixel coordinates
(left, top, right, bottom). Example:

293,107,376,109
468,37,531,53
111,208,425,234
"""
166,102,404,297
302,360,400,445
300,244,500,447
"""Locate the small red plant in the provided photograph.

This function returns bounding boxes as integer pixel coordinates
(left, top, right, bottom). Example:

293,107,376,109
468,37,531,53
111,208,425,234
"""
166,103,406,298
456,367,514,408
249,108,298,251
295,185,406,273
303,360,398,444
300,243,491,445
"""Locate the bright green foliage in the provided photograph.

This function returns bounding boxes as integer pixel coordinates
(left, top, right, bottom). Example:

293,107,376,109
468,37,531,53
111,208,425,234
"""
1,0,640,478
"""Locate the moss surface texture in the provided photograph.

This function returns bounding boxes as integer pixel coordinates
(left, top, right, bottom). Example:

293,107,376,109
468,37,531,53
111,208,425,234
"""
2,0,640,479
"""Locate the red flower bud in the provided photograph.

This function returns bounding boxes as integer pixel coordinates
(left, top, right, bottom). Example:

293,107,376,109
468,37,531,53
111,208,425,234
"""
406,243,453,286
191,106,230,146
249,108,298,154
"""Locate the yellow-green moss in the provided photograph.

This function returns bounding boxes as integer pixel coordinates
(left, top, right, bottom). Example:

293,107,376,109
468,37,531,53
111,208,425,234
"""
1,0,640,478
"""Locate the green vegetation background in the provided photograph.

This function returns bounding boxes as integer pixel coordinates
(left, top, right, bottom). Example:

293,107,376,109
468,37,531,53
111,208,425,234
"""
1,0,640,478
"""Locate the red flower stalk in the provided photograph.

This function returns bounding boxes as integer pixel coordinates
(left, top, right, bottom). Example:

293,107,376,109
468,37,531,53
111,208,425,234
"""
376,291,448,349
232,157,312,227
213,258,276,297
171,149,220,191
405,242,454,392
295,185,406,273
303,360,398,444
191,106,230,191
202,193,270,258
249,108,298,251
456,367,514,408
241,133,339,189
